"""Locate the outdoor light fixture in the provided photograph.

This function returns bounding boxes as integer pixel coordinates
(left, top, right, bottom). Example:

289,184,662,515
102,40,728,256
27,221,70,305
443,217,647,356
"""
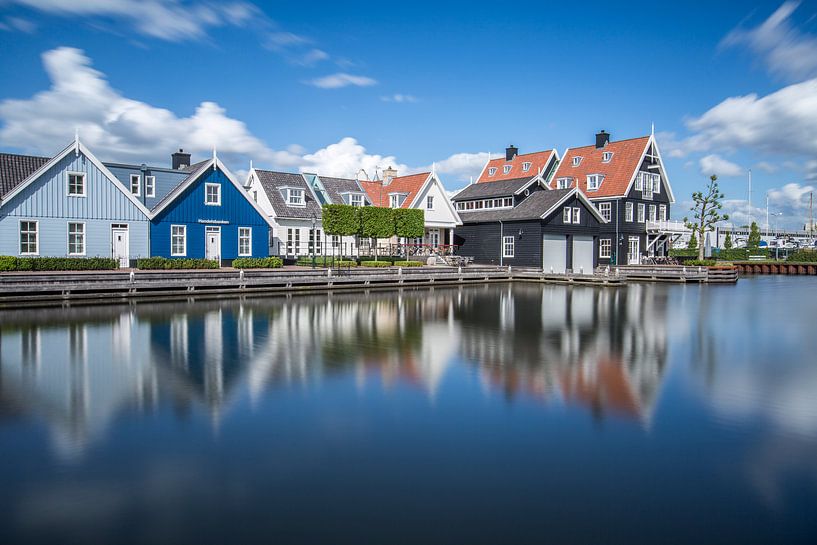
518,229,524,237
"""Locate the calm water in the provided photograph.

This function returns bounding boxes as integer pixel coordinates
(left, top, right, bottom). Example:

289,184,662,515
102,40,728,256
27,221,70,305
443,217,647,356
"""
1,277,816,544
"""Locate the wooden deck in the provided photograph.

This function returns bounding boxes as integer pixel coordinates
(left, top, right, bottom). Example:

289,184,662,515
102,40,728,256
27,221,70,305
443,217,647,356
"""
610,265,738,284
733,262,817,275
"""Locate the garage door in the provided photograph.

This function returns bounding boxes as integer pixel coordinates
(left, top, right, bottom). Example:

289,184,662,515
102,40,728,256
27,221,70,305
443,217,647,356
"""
572,236,594,274
543,234,567,273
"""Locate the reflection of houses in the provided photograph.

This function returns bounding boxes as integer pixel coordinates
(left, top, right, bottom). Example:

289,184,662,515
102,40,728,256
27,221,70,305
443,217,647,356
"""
458,283,668,423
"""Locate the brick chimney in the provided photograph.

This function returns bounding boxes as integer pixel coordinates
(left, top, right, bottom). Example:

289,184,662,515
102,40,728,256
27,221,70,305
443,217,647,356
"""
172,148,191,170
595,130,610,149
506,145,518,161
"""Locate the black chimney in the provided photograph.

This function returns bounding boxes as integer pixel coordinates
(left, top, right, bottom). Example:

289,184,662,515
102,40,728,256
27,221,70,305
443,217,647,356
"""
505,145,518,161
172,148,191,170
595,130,610,149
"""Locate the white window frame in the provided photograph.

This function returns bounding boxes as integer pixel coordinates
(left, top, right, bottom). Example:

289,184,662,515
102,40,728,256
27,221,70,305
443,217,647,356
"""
488,167,497,176
67,221,86,256
602,151,613,163
67,171,86,197
238,227,252,257
205,183,221,206
652,173,661,194
556,177,571,189
599,238,611,258
426,195,434,210
503,197,513,207
587,174,602,191
389,193,406,208
634,173,644,191
287,228,300,255
502,235,514,258
563,207,572,223
572,156,582,166
309,228,322,255
503,165,512,174
649,204,657,222
130,174,141,196
659,204,667,221
145,175,156,198
19,220,38,256
350,193,363,207
598,202,611,222
637,203,645,223
171,224,187,256
522,162,531,172
572,207,581,224
287,188,305,206
625,202,634,222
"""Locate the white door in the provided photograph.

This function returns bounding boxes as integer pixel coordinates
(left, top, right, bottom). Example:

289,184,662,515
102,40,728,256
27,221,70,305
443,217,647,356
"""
206,227,221,262
112,227,129,268
572,236,594,274
628,236,640,265
543,234,567,274
427,229,440,248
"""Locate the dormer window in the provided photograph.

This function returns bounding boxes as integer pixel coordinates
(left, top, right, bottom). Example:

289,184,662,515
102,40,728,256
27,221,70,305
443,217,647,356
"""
130,174,140,196
488,167,497,176
522,162,531,172
572,156,582,167
587,174,603,191
503,165,512,174
349,193,363,207
556,177,571,189
602,151,613,163
286,188,305,206
389,193,407,208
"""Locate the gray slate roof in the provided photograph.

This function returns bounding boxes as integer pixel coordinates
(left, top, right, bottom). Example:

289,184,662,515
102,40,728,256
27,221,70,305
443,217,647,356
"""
318,175,368,205
255,169,322,219
0,152,50,198
460,189,572,223
452,177,535,201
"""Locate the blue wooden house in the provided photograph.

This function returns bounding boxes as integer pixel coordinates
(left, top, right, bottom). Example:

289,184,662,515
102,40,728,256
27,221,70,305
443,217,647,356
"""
149,154,272,264
0,138,152,266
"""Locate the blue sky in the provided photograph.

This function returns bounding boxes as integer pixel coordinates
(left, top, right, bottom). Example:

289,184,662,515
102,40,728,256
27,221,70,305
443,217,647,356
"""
1,0,817,227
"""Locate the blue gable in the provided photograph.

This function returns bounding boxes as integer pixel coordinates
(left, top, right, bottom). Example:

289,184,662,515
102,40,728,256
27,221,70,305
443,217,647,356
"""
150,165,270,261
105,163,189,210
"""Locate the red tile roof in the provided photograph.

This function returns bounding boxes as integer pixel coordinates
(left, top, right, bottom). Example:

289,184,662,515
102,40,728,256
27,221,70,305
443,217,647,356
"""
552,136,650,198
477,150,556,183
359,172,430,208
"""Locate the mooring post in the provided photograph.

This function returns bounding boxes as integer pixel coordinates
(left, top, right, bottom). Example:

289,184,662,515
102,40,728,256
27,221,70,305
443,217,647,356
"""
398,267,402,276
327,268,332,278
239,269,244,281
129,270,135,283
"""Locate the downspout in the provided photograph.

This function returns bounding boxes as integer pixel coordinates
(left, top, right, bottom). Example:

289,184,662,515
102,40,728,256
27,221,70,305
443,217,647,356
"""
615,200,620,265
499,220,504,266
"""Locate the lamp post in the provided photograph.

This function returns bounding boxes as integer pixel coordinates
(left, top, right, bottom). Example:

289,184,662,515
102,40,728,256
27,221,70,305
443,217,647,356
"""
311,213,316,269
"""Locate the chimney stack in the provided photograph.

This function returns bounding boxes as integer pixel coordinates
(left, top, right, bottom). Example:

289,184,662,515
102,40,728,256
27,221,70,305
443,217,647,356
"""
172,148,191,170
505,145,519,161
595,130,610,149
382,166,398,183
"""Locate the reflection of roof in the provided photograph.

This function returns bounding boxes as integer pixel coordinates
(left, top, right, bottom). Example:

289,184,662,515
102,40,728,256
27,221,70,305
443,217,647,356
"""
459,189,572,223
477,150,556,183
359,172,429,208
453,177,531,200
553,136,650,198
559,356,641,418
254,169,322,219
0,152,50,198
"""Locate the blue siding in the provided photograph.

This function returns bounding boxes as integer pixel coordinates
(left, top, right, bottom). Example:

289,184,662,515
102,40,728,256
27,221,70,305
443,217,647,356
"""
0,150,150,258
105,164,188,210
150,167,269,260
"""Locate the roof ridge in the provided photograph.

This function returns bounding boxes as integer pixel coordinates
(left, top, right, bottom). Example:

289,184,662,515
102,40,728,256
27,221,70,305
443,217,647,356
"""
0,151,52,161
567,135,650,151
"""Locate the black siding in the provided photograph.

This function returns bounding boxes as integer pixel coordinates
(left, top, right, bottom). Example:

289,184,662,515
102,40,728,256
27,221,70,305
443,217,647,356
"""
455,220,542,267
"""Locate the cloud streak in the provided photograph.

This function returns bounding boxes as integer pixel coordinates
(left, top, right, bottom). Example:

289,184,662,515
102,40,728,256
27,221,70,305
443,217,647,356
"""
307,73,378,89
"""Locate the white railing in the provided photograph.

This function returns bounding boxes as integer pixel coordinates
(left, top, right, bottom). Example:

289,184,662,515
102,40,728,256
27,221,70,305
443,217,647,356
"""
646,220,688,233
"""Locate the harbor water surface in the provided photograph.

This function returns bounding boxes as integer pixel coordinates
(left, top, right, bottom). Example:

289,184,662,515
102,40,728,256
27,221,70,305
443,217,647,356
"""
1,276,816,544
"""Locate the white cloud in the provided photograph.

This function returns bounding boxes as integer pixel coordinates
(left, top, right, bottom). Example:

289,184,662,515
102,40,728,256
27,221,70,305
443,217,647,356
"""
429,151,491,183
767,181,815,210
381,94,418,103
307,73,378,89
755,161,778,173
7,0,257,41
298,137,408,179
0,16,36,33
721,199,767,227
699,154,744,177
721,1,817,82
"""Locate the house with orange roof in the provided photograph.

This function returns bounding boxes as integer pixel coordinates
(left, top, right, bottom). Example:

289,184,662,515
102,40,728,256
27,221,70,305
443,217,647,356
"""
475,145,560,185
359,167,462,252
552,130,676,265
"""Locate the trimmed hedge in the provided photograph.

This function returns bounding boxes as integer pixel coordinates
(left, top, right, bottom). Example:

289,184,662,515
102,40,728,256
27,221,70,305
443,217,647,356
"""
137,257,218,269
394,260,423,267
0,256,118,271
295,257,357,267
687,259,717,266
360,260,393,267
232,257,283,269
786,249,817,263
671,248,771,260
394,208,425,238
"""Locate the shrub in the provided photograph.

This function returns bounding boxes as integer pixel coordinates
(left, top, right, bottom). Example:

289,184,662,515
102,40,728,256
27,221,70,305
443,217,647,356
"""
393,260,423,267
687,232,698,250
669,249,697,257
359,207,395,239
137,257,218,269
295,257,357,267
360,260,393,267
322,204,361,236
0,256,16,271
393,208,425,238
786,249,817,263
687,259,717,266
232,257,282,269
0,256,118,271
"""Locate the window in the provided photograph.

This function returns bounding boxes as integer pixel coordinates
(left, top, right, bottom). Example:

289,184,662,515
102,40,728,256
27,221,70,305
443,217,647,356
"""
67,172,85,196
637,203,645,223
130,174,140,196
67,222,85,255
563,207,572,223
238,227,252,256
602,151,613,163
599,239,611,258
19,221,38,255
649,204,657,222
643,173,653,195
389,194,406,208
598,202,611,222
659,204,667,221
625,202,634,222
331,235,340,248
572,207,581,224
171,225,186,256
287,228,300,255
465,201,474,210
427,195,434,209
205,183,221,206
503,165,512,174
145,176,155,198
287,188,304,206
308,229,322,255
503,236,514,258
503,197,513,207
652,173,661,194
572,156,582,166
474,200,483,209
488,167,497,176
522,162,531,172
456,202,465,211
494,198,503,207
350,194,363,207
587,174,602,191
634,173,643,191
253,190,258,202
557,177,571,189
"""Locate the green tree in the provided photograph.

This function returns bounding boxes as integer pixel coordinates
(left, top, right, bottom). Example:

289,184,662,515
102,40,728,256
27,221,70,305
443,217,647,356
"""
684,175,729,261
724,231,733,249
688,232,698,250
747,221,761,249
394,208,425,238
359,207,395,260
322,204,360,236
